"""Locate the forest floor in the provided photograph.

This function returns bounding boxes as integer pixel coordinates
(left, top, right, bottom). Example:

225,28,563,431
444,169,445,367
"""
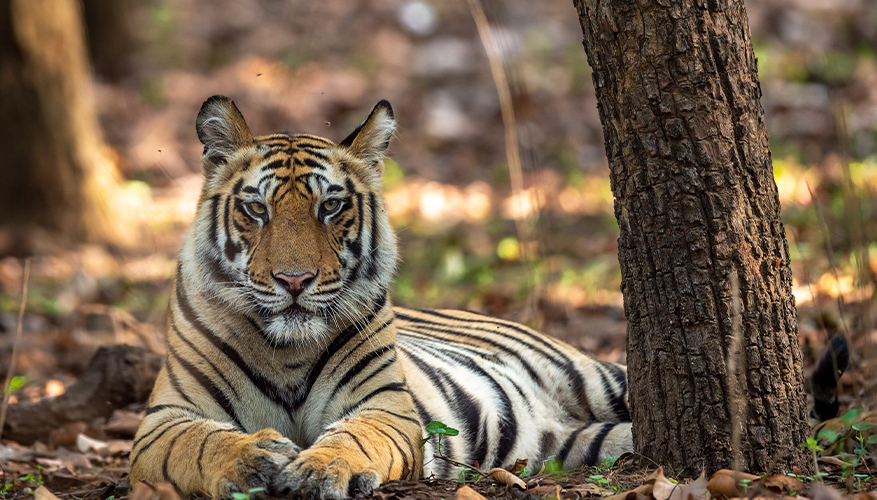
4,0,877,498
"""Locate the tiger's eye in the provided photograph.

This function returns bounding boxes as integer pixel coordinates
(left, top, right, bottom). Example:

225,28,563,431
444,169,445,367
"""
248,202,267,215
322,199,340,212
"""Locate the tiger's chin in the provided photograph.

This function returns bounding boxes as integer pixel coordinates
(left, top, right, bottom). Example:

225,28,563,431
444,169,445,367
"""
263,307,331,347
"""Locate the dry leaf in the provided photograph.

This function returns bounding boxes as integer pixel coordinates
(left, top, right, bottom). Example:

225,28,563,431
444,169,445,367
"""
853,492,877,500
489,468,526,489
34,486,60,500
654,470,708,500
507,458,529,475
567,483,601,497
76,434,108,454
456,485,488,500
758,474,803,494
604,468,663,500
528,485,558,498
707,469,760,499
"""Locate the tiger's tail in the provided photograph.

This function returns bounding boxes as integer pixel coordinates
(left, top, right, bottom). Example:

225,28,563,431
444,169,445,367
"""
808,334,850,422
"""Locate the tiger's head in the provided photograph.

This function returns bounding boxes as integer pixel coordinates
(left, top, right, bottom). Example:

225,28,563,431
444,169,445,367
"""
182,95,399,347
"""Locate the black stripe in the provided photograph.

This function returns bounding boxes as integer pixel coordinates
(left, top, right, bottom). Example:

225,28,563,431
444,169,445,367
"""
165,357,197,407
223,196,242,261
331,344,395,397
175,274,296,413
340,382,408,417
134,419,189,455
162,422,200,485
369,422,411,480
401,343,484,466
198,428,239,479
582,424,614,466
557,423,593,463
414,342,517,468
145,404,201,417
294,302,383,409
336,430,371,460
361,408,422,428
351,358,396,392
396,314,543,389
364,193,380,279
168,343,244,429
132,416,188,451
170,314,240,399
405,310,594,419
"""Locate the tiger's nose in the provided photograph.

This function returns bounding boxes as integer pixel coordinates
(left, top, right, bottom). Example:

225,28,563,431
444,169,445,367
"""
273,272,316,297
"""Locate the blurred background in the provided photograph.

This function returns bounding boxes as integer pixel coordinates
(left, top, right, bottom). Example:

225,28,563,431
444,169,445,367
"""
0,0,875,406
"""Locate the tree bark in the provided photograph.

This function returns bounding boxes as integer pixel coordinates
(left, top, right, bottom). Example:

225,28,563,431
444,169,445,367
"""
0,0,126,253
572,0,809,475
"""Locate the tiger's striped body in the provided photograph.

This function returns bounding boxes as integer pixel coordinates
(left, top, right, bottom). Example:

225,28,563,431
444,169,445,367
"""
129,97,632,499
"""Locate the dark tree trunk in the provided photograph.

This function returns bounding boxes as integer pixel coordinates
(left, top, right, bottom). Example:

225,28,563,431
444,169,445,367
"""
572,0,809,475
0,0,124,253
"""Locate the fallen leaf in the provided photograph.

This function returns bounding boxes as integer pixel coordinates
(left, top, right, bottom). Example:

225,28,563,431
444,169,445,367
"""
528,485,558,497
489,467,526,489
758,474,803,494
34,486,60,500
76,433,108,454
567,483,601,497
456,485,488,500
853,492,877,500
707,469,760,499
654,469,708,500
507,458,529,475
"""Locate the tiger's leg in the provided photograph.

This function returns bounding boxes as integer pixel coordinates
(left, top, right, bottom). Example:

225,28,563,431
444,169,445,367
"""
129,402,300,497
276,408,423,500
549,421,632,469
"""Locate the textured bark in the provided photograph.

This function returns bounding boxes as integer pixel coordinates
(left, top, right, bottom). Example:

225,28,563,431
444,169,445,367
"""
572,0,809,475
0,0,124,252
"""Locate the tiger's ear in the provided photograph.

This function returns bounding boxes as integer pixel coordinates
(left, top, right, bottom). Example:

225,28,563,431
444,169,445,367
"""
339,100,395,165
196,95,254,175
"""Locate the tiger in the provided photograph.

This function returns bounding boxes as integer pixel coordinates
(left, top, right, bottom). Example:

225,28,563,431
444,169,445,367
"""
128,95,854,499
129,96,633,500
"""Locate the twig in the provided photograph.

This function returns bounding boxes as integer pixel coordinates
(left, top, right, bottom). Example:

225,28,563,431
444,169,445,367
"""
0,259,31,439
466,0,540,318
433,454,484,480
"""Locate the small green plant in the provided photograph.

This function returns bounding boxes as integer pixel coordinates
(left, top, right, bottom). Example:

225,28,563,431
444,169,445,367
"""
231,487,266,500
738,478,753,494
423,421,482,482
801,436,824,482
0,482,13,498
852,421,873,458
423,421,459,455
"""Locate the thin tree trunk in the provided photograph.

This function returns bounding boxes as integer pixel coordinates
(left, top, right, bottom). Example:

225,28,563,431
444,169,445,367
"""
572,0,809,475
0,0,126,253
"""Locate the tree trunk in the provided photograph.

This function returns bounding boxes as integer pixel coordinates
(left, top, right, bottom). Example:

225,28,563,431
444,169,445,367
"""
82,0,135,81
572,0,809,475
0,0,126,253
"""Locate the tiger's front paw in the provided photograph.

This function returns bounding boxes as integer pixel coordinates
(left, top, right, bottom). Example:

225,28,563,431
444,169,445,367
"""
275,451,382,500
210,429,301,498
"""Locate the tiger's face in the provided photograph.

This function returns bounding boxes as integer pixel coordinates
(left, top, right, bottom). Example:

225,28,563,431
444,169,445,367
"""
186,96,398,346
